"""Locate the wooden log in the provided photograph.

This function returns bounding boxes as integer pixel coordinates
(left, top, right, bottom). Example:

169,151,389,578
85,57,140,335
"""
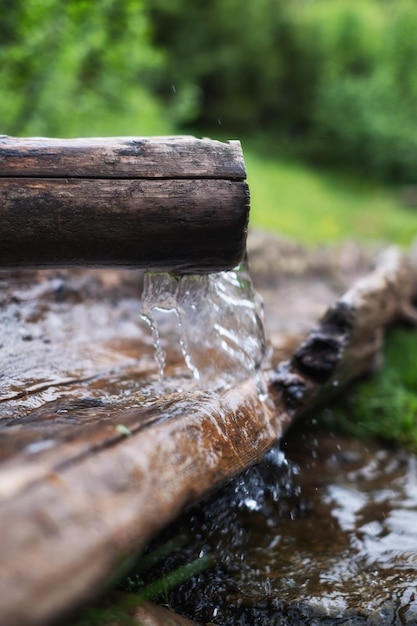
0,136,249,273
0,178,248,271
0,246,416,626
269,246,417,415
0,136,246,179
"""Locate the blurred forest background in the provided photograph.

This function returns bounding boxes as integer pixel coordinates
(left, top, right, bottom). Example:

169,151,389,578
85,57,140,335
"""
1,0,417,244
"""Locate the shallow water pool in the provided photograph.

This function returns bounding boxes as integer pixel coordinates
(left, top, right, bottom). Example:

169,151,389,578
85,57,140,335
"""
131,424,417,625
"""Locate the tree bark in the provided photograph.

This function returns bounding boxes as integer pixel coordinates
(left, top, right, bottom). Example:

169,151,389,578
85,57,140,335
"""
0,246,416,626
0,136,246,179
0,137,248,273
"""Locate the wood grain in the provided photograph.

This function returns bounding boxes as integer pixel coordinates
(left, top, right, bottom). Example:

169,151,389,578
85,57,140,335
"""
0,136,246,179
0,136,249,272
0,177,249,272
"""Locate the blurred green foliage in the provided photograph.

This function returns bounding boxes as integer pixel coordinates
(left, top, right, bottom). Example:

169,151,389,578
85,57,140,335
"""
244,146,417,246
1,0,416,182
0,0,172,136
302,0,417,183
149,0,417,183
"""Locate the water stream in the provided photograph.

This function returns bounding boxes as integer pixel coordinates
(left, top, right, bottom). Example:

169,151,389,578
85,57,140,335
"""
140,261,267,389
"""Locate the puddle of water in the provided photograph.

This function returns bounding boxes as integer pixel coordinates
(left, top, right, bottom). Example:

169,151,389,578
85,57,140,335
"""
125,425,417,625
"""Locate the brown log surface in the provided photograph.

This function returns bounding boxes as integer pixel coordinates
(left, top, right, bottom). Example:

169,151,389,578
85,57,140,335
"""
0,136,249,272
0,177,249,271
0,237,416,625
0,136,246,179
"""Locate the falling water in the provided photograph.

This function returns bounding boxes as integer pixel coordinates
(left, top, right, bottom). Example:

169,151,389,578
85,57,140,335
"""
141,261,267,389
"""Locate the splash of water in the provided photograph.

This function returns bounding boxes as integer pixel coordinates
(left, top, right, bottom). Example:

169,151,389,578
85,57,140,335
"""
141,261,267,389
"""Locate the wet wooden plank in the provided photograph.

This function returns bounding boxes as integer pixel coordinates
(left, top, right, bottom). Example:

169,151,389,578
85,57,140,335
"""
0,378,279,626
0,246,416,626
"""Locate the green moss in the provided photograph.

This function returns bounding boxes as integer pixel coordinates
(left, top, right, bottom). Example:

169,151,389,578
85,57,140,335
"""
312,326,417,451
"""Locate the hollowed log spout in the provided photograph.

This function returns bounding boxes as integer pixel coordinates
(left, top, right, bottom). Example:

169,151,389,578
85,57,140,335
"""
0,136,249,273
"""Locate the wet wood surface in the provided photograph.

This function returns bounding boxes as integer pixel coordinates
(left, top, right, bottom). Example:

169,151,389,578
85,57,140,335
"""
0,136,249,273
0,136,246,179
0,236,416,626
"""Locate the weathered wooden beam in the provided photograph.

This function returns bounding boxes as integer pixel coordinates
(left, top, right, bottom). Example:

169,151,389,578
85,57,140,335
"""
0,136,249,273
0,247,416,626
0,136,246,179
0,380,279,626
269,246,417,414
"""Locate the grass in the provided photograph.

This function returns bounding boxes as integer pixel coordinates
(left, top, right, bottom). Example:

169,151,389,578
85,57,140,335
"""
243,145,417,246
71,536,214,625
310,326,417,451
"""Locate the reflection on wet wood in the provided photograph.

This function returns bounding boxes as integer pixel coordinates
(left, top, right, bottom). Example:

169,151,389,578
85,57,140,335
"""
0,244,416,625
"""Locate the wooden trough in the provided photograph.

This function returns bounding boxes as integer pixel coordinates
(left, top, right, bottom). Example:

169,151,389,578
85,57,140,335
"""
1,136,417,626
